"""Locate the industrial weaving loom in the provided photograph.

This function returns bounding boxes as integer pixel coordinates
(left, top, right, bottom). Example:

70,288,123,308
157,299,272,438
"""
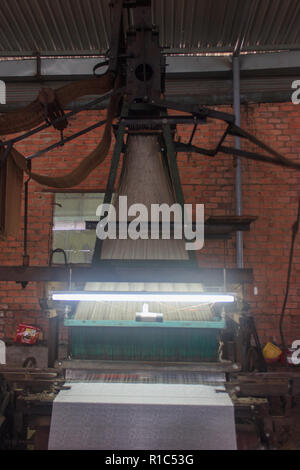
70,133,224,363
2,0,299,451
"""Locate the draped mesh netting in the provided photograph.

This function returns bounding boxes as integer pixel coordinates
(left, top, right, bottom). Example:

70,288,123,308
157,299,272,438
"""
75,135,213,321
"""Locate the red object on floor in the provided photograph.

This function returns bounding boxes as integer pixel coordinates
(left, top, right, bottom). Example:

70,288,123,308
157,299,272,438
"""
14,323,40,345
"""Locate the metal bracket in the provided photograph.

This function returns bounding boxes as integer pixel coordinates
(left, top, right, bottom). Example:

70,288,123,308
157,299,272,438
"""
0,89,122,155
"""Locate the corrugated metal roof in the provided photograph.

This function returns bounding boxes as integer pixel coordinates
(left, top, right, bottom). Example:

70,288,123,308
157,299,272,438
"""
0,0,299,56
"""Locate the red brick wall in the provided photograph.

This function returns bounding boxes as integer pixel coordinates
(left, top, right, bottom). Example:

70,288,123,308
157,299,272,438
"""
0,102,300,348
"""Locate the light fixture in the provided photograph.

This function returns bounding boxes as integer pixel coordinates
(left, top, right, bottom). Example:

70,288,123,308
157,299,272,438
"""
52,291,235,303
136,303,163,322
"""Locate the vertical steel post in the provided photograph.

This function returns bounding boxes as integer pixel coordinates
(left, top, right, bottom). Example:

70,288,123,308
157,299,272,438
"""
233,54,243,268
92,105,128,264
22,160,31,274
48,314,59,368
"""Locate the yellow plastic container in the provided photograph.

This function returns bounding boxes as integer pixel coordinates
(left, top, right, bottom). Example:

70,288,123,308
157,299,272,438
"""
263,342,282,360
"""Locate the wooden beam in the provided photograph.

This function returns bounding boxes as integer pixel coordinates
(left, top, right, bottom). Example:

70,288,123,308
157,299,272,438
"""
227,381,290,397
58,359,240,373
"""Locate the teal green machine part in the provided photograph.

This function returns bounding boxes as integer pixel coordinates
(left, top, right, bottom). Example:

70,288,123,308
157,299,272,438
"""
65,319,225,362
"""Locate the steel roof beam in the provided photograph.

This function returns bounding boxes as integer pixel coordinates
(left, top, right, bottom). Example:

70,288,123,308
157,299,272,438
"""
0,264,253,285
1,51,300,81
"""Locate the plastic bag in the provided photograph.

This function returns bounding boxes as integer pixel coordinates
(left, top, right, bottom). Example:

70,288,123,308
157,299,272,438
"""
14,323,40,345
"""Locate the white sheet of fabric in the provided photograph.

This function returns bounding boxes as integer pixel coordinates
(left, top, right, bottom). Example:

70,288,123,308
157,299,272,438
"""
48,382,237,450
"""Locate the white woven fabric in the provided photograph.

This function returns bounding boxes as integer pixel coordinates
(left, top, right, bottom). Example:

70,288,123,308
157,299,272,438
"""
48,382,237,450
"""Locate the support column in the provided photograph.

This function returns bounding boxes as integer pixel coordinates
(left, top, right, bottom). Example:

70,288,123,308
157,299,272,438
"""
233,54,243,268
48,312,59,368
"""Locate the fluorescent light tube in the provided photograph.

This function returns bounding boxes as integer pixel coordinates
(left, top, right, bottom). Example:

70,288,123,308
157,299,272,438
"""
52,291,235,303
